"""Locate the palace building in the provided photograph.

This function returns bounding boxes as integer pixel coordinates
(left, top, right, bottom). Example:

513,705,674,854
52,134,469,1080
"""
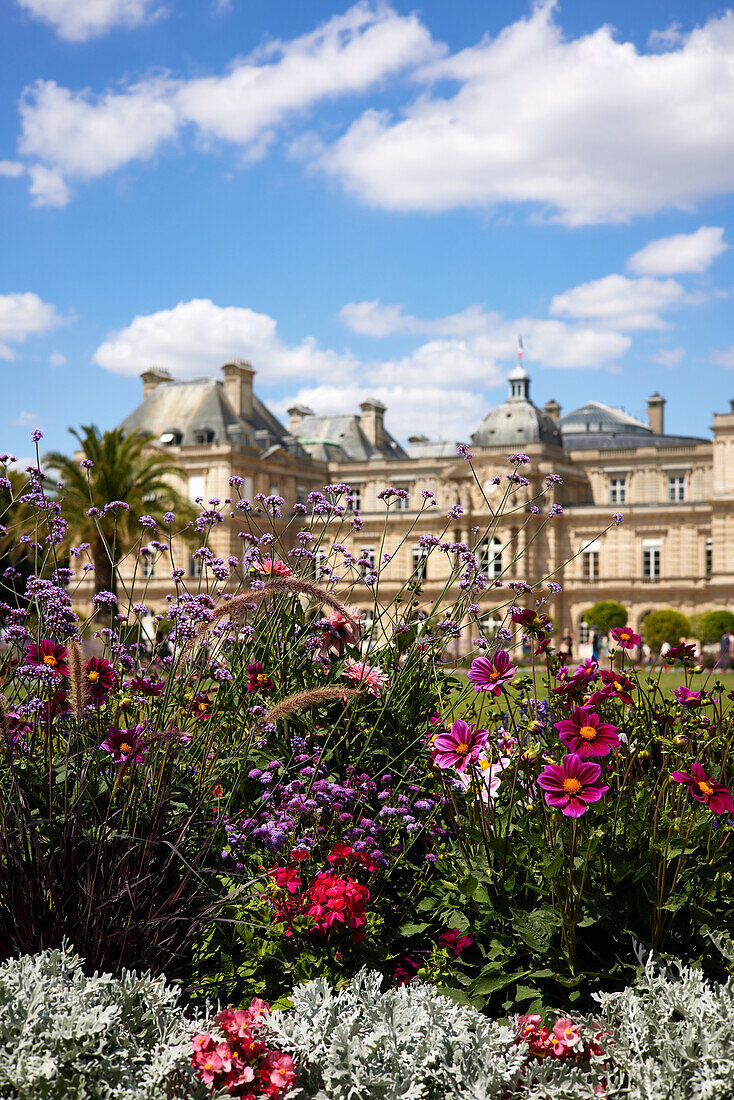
105,358,734,652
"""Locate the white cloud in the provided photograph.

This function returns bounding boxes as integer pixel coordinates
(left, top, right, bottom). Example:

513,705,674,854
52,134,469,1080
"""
0,161,24,178
16,0,165,42
549,274,689,331
13,411,40,428
0,292,61,360
711,346,734,369
48,350,67,365
319,4,734,226
93,298,357,382
340,299,630,368
27,163,72,207
627,226,728,275
17,3,437,200
651,347,685,367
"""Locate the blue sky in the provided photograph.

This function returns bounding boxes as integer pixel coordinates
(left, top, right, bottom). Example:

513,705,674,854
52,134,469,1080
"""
3,0,734,462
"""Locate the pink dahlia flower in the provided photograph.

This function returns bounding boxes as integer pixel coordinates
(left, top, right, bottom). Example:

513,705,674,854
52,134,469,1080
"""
318,606,363,657
610,626,641,650
671,761,733,814
84,657,116,702
537,754,609,818
598,669,636,705
100,724,146,764
432,719,489,773
343,659,386,696
554,707,620,758
672,686,710,709
26,639,69,678
467,649,516,695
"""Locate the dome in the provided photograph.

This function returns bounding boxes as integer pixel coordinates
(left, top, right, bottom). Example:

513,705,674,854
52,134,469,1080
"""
471,367,563,448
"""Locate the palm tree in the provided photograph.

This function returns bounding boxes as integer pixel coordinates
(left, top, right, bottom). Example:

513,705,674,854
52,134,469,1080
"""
45,425,193,596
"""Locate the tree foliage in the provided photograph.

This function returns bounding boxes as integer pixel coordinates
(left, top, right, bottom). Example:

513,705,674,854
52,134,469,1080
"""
695,610,734,644
45,425,192,595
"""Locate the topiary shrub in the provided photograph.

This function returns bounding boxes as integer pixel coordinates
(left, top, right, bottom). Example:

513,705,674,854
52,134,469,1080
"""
0,945,210,1100
582,601,627,633
641,609,690,653
695,610,734,644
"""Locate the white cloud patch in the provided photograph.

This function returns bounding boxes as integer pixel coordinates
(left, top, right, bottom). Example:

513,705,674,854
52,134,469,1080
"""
48,350,67,366
17,3,438,203
549,274,690,332
627,226,727,275
0,292,61,360
13,411,41,428
711,346,734,369
93,299,358,382
0,161,25,178
651,347,685,367
16,0,165,42
319,3,734,226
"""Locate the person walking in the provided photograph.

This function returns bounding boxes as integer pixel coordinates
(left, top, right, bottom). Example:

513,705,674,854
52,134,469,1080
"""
719,631,731,671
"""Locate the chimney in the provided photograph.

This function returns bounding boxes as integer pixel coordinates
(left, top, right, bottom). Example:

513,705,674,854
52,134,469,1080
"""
647,392,665,435
222,360,255,419
141,367,172,399
543,398,561,421
287,405,314,434
359,398,387,450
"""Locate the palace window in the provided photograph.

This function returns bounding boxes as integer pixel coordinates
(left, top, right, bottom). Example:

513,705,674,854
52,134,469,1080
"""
668,475,686,502
192,429,214,445
642,538,661,580
578,618,591,644
706,537,713,578
609,477,627,504
141,554,155,578
189,553,203,578
348,485,361,512
582,549,599,579
187,475,205,502
394,484,411,511
480,614,501,640
412,544,428,581
479,536,503,579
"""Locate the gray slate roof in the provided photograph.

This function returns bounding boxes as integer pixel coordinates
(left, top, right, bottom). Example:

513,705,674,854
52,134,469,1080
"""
471,398,562,448
119,378,300,453
294,414,407,462
559,401,706,451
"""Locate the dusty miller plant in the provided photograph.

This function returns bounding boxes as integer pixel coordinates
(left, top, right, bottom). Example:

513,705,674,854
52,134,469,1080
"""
0,945,213,1100
266,969,605,1100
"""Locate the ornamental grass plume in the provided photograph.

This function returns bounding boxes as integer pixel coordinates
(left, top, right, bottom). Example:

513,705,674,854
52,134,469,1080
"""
255,686,362,730
198,578,360,637
67,637,86,721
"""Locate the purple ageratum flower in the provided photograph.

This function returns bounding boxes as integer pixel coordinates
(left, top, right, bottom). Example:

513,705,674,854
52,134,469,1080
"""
554,707,620,758
101,724,146,764
467,650,517,696
671,761,733,815
432,719,489,773
537,754,609,818
672,686,711,709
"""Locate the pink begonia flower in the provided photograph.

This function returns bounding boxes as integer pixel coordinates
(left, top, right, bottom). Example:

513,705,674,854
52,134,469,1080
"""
671,761,733,814
432,719,489,773
455,754,509,800
262,1049,296,1089
552,1018,581,1056
343,659,386,696
467,649,517,695
610,626,641,650
537,754,609,818
554,707,620,758
252,556,292,576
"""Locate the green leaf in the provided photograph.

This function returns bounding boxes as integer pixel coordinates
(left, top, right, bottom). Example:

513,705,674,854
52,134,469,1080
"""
511,907,560,953
471,967,530,996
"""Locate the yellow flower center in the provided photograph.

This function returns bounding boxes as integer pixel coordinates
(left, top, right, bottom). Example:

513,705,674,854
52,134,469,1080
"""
87,671,100,683
198,702,208,712
204,1062,212,1071
479,759,492,771
489,668,501,680
698,781,714,797
578,725,597,741
43,654,57,666
564,1027,575,1038
562,777,582,794
120,742,131,754
456,742,469,755
256,674,267,685
614,681,623,691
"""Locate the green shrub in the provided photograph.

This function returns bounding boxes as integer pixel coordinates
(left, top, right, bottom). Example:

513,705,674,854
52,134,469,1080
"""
582,601,627,633
641,609,690,651
0,945,209,1099
695,610,734,644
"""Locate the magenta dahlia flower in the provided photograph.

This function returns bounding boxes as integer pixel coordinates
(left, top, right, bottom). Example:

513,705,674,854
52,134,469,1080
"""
247,662,273,694
537,754,609,818
554,707,620,758
432,719,489,773
467,650,517,695
672,686,710,709
25,639,69,678
598,669,636,705
84,657,116,702
101,724,146,763
610,626,641,650
671,762,733,814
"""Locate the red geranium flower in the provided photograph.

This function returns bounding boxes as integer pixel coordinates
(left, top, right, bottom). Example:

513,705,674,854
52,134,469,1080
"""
554,707,620,758
26,639,69,677
671,762,733,814
84,657,116,702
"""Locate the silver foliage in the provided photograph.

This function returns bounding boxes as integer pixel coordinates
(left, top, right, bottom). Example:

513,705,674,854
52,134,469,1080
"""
0,945,213,1100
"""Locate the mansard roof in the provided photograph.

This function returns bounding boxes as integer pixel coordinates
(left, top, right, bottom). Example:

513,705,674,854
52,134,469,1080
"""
559,400,706,451
294,413,407,462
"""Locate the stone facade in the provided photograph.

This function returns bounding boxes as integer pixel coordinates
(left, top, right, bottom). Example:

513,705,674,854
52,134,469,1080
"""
95,360,734,652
